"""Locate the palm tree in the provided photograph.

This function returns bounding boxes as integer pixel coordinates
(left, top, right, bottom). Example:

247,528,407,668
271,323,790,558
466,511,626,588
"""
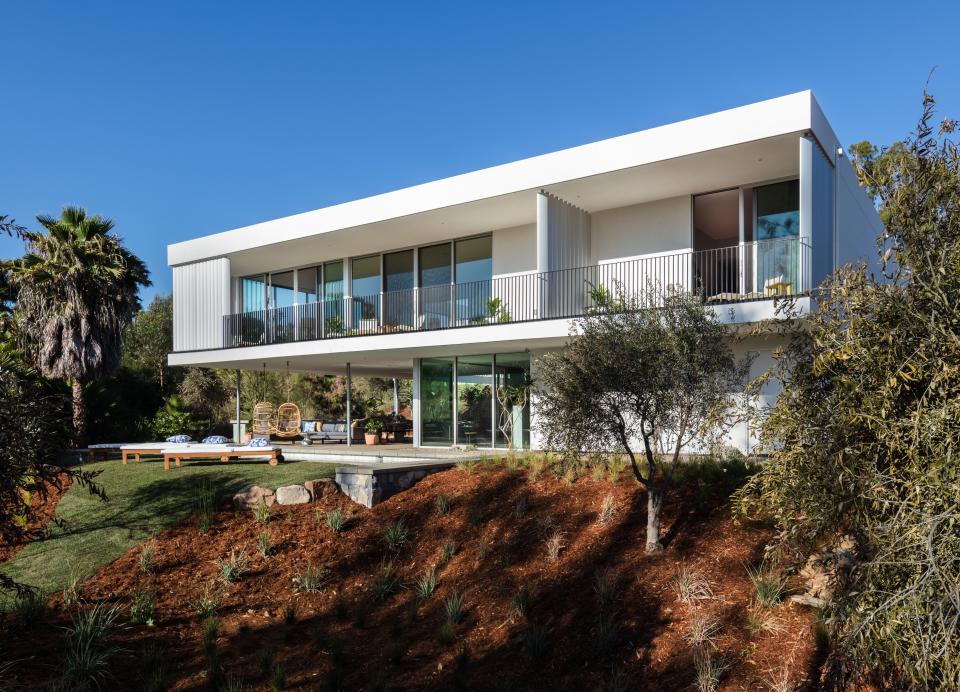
8,206,150,446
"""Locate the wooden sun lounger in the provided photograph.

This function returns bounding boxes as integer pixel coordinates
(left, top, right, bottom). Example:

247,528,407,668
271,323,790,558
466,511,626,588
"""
120,442,193,464
161,446,281,471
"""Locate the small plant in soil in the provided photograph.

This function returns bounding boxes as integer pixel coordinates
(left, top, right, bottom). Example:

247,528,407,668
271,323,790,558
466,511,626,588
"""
593,568,617,610
371,560,401,601
201,616,219,658
686,612,721,649
195,479,214,534
467,502,483,526
63,564,84,607
476,534,493,563
437,620,456,646
745,563,786,608
510,494,528,520
56,602,120,691
130,589,156,626
434,493,452,515
283,602,297,625
256,529,272,558
444,591,466,624
325,507,346,533
456,459,478,475
745,606,785,637
520,622,549,665
383,517,411,552
218,548,251,583
256,647,275,679
693,650,730,692
592,613,621,657
544,530,566,562
293,563,330,593
140,644,168,692
10,588,47,629
597,495,617,524
510,585,530,619
603,666,635,692
673,564,714,603
415,565,438,601
252,500,271,525
268,662,286,692
189,581,223,618
138,541,155,574
439,540,458,565
763,666,795,692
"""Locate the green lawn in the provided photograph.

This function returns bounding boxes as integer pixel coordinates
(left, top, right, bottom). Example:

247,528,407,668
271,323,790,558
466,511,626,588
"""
1,456,335,598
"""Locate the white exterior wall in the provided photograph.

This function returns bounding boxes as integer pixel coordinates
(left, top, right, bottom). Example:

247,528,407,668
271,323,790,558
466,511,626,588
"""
527,333,785,456
591,196,692,263
492,223,536,278
835,155,883,270
173,258,231,352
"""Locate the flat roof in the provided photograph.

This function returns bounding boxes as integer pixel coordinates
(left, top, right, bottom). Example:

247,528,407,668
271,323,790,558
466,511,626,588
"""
168,90,838,267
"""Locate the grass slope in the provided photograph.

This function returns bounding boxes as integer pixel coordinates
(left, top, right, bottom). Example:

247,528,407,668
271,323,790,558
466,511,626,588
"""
0,457,335,597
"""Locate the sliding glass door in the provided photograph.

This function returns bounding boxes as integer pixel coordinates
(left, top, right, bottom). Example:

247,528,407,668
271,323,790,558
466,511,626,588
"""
457,355,493,447
383,250,415,328
754,180,800,294
419,353,529,449
419,243,453,329
421,358,455,446
455,236,492,323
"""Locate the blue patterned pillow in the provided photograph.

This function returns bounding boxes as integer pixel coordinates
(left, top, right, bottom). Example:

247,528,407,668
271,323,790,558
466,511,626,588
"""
202,435,229,445
247,437,271,448
166,435,191,443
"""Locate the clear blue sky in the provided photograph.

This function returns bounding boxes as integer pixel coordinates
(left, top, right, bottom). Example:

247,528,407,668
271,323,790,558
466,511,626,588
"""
3,1,958,303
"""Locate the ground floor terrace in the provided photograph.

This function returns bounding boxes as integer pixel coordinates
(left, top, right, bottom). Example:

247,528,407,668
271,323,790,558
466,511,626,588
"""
181,323,785,457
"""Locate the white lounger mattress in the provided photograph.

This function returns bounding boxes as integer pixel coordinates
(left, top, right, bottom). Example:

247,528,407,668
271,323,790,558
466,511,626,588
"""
160,444,279,454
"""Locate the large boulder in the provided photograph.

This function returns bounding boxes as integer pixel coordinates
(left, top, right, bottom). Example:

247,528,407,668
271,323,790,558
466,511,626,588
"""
304,478,339,501
233,485,275,509
276,484,311,505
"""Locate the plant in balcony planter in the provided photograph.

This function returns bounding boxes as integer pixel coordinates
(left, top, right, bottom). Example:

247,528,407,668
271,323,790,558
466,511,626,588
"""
364,418,384,445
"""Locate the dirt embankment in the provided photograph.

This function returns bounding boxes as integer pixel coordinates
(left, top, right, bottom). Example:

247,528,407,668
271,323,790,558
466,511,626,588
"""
4,462,818,690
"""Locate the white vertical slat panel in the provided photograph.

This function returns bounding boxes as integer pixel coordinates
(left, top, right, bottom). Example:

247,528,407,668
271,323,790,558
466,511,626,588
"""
172,257,231,351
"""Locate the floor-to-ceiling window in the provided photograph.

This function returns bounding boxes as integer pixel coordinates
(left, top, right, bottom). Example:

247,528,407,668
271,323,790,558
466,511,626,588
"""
242,274,267,312
754,180,800,293
351,255,381,327
419,352,529,449
494,352,531,449
419,243,452,329
455,236,492,323
322,261,345,335
457,355,493,447
383,250,414,328
421,357,455,446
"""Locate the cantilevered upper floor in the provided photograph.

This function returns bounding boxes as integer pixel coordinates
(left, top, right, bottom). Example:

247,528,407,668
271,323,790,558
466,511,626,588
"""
168,90,881,374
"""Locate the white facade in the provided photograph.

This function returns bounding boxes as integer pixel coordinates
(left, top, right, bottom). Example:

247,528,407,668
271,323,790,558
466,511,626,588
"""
167,91,881,453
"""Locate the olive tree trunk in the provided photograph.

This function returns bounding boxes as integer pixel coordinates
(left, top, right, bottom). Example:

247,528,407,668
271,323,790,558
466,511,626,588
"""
645,485,664,553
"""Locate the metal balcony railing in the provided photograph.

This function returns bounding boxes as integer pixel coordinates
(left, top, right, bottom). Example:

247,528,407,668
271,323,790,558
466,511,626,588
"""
221,238,810,349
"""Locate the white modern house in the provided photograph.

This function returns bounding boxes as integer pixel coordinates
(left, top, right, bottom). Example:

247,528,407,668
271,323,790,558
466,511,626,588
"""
168,91,881,453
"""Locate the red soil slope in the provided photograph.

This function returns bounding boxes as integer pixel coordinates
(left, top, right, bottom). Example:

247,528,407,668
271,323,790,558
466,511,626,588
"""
4,462,818,690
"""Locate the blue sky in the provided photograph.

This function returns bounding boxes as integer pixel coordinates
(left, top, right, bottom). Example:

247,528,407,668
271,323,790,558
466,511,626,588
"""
2,0,958,303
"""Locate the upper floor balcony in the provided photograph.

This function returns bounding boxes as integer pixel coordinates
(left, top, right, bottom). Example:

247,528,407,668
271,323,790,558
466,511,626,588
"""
220,237,809,349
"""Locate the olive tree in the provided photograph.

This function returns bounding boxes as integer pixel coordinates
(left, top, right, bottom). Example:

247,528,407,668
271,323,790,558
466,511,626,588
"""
536,286,750,553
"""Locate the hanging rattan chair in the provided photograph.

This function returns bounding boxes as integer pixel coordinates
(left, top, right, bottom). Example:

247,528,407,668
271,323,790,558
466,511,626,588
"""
252,401,277,437
274,402,302,438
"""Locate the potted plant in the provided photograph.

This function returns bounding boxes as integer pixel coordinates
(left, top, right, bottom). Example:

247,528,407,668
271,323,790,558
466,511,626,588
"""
364,417,384,445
